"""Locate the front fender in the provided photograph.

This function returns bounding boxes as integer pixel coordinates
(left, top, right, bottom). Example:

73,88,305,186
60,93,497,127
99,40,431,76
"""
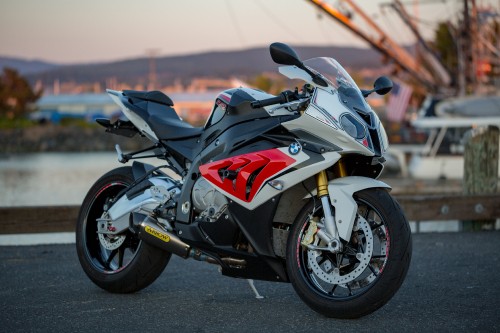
328,176,391,241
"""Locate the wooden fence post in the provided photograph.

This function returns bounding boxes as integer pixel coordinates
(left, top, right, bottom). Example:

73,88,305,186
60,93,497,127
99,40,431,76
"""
462,125,499,231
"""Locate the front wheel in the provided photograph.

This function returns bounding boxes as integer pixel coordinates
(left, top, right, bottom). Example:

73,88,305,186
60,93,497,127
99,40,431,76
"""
76,166,171,293
286,188,412,318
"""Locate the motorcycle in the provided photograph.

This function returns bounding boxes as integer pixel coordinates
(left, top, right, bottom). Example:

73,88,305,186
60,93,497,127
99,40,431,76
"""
76,42,412,319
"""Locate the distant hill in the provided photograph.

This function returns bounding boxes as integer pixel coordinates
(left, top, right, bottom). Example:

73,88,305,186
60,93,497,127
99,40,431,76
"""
22,45,384,86
0,56,59,75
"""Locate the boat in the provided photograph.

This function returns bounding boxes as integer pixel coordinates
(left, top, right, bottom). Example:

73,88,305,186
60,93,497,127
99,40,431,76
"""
403,96,500,179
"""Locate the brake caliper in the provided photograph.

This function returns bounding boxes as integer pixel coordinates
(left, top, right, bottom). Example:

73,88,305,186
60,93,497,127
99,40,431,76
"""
301,217,318,248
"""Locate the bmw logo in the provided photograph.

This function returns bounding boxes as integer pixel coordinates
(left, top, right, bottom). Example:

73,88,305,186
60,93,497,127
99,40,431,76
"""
288,142,301,155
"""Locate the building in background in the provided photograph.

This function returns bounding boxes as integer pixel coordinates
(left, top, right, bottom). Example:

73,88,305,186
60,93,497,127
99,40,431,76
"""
33,91,217,125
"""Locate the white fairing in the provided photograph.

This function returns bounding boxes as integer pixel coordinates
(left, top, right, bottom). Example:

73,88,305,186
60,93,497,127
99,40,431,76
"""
279,63,382,157
107,89,159,141
282,88,374,156
327,177,391,241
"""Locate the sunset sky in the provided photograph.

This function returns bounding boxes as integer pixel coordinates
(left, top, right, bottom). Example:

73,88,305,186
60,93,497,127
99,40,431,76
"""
1,0,497,64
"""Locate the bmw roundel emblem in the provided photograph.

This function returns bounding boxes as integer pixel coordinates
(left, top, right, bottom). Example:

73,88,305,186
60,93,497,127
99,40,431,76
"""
288,142,301,155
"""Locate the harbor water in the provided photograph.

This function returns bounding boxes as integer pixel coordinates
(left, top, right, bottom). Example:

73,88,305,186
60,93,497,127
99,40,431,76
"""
0,152,166,207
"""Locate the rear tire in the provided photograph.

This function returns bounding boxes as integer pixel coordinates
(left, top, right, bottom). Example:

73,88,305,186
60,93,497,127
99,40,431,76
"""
76,167,171,293
286,188,412,318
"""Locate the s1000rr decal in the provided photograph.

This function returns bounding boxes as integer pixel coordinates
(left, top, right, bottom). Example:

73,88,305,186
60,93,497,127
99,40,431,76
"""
199,148,296,203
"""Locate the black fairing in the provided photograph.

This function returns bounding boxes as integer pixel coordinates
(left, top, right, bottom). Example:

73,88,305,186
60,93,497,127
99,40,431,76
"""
200,117,286,163
161,136,200,165
204,88,271,132
227,197,280,257
199,88,299,159
198,214,239,246
174,196,289,282
159,88,288,169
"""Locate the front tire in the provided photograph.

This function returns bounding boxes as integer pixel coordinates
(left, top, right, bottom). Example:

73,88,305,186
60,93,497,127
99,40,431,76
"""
76,166,171,293
286,188,412,318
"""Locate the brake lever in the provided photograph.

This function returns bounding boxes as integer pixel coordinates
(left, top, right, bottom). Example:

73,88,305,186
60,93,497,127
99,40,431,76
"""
268,98,310,114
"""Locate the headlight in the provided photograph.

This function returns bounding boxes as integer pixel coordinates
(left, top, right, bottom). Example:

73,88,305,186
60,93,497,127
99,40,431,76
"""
340,113,366,139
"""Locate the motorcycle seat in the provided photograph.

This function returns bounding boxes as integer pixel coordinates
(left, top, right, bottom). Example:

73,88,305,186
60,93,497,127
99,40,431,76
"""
122,90,203,140
149,113,203,140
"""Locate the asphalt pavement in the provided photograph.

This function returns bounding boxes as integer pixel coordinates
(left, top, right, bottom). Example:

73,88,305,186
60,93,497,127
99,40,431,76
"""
1,231,499,332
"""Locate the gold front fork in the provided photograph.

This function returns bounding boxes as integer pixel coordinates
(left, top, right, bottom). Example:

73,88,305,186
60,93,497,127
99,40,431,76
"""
314,159,345,249
316,158,347,198
332,158,347,178
316,170,329,197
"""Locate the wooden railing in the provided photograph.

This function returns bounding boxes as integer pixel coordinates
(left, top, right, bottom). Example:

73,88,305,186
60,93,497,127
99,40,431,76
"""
396,194,500,221
0,206,79,234
1,193,499,234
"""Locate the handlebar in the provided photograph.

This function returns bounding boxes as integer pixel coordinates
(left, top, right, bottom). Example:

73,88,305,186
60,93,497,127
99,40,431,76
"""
250,90,296,109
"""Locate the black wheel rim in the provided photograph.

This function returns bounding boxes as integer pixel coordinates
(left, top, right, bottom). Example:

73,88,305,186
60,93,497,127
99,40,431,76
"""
296,198,390,300
82,181,142,274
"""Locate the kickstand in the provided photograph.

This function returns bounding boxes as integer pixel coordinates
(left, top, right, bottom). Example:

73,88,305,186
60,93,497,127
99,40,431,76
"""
247,279,264,299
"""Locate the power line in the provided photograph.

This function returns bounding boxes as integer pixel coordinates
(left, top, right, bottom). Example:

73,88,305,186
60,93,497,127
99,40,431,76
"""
254,0,302,43
315,8,354,46
379,5,413,45
225,0,246,47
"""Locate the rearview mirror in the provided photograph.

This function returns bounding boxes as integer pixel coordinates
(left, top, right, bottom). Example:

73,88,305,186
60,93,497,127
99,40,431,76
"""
270,42,303,67
373,76,393,95
270,42,328,87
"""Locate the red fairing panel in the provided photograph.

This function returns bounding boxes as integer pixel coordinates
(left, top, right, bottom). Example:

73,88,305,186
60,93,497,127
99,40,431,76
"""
199,149,296,203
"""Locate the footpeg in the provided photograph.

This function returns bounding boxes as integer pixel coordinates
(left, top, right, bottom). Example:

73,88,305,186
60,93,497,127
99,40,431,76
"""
115,144,128,163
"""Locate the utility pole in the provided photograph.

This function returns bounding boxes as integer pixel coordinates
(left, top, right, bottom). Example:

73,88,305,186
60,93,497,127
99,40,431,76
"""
470,0,480,93
146,49,160,91
455,20,467,96
462,0,474,92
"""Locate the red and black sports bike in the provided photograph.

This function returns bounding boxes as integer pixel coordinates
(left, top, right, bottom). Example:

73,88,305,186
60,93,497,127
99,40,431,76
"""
76,43,411,318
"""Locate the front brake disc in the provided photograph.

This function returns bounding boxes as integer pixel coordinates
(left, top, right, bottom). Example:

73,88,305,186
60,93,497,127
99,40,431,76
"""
307,215,373,284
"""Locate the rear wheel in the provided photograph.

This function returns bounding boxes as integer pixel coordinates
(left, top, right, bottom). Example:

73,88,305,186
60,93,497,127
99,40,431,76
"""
76,167,171,293
286,188,412,318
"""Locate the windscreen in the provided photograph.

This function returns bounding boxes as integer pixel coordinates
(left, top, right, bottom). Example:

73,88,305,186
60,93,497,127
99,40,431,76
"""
303,57,358,91
304,57,374,121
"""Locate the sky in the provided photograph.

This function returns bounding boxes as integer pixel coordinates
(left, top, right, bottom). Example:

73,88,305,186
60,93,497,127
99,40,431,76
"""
0,0,497,64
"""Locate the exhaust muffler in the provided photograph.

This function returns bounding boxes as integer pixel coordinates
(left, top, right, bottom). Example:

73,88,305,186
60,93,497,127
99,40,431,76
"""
131,213,247,269
133,213,190,258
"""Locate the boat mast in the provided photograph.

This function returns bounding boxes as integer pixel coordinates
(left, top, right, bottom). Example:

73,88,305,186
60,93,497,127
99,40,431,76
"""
307,0,438,92
389,0,452,87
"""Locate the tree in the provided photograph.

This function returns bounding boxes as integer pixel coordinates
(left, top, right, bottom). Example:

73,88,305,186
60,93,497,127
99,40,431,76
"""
431,22,458,86
0,67,42,119
249,73,286,95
